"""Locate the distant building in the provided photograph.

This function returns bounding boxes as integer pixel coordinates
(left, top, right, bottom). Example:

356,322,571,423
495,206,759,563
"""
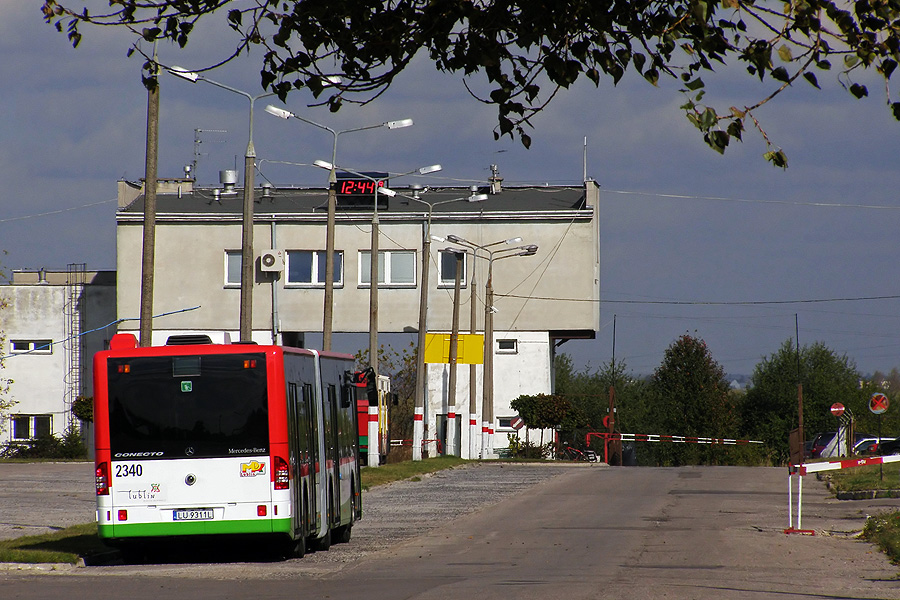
0,268,116,449
113,170,600,456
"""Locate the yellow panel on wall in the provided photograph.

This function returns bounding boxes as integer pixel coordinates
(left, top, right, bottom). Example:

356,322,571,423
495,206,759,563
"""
424,333,484,364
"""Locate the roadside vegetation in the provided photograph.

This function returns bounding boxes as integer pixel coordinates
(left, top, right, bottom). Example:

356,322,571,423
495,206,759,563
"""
826,465,900,493
826,466,900,564
862,512,900,564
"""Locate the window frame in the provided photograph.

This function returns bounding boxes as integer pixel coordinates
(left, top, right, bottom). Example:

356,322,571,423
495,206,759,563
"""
9,340,53,355
11,414,53,441
285,250,344,288
359,249,417,288
496,339,518,354
224,249,241,288
437,250,468,288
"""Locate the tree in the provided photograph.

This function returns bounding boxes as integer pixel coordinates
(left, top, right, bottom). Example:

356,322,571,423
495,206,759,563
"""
510,392,587,449
356,341,416,451
42,0,900,166
648,334,735,466
742,339,865,464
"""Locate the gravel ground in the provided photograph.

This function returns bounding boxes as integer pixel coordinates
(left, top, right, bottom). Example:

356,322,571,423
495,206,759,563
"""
0,461,585,577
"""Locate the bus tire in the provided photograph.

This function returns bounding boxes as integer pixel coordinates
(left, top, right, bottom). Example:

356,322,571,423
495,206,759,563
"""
332,523,352,544
313,530,331,551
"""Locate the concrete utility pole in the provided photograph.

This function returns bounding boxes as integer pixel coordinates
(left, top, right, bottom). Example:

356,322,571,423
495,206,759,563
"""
445,235,538,458
445,250,465,456
407,190,486,461
139,55,159,348
168,67,275,342
263,105,411,350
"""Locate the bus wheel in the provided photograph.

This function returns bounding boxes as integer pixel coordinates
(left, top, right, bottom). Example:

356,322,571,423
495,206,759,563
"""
288,535,306,559
313,530,331,551
332,523,352,544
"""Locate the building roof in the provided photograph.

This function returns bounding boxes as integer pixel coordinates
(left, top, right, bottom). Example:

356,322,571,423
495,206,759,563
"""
118,183,590,217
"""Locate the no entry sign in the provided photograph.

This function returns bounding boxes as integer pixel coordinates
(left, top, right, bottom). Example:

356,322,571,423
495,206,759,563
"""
830,403,845,417
870,393,890,415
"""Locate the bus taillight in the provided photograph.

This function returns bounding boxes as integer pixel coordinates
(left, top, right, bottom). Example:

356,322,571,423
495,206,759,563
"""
95,462,110,496
274,456,290,490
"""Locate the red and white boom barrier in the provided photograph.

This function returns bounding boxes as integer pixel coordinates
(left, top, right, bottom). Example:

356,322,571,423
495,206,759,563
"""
585,432,763,464
785,454,900,535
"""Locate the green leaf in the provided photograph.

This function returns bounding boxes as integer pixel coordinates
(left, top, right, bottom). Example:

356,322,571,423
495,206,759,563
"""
892,102,900,121
700,107,718,130
777,45,793,63
803,72,820,89
771,66,790,83
685,78,705,91
705,130,729,154
763,150,788,169
849,83,868,98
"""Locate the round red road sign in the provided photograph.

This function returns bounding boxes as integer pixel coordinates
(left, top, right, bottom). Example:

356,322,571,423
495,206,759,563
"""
510,416,524,430
870,393,890,415
830,403,845,417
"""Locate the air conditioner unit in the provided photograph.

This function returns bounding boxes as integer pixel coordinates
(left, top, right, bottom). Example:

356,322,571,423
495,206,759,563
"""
259,249,284,272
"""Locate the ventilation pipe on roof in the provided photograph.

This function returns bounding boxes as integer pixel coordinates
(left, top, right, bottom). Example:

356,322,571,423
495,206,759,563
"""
220,169,238,194
489,164,503,194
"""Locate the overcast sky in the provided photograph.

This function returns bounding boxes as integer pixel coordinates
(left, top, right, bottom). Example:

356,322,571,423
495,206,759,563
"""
4,3,900,380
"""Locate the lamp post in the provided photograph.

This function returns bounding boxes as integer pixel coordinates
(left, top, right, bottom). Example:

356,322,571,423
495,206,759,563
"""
265,105,412,350
313,161,441,377
446,235,538,458
169,67,276,342
405,191,487,460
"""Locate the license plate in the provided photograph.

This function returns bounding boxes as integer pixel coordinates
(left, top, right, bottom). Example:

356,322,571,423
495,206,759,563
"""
173,508,214,521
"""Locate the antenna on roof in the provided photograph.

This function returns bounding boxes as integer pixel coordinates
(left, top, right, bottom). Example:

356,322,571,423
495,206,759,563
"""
193,128,227,185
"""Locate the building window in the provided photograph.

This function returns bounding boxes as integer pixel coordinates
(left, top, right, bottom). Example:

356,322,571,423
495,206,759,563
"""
10,340,53,354
11,415,52,441
497,339,518,354
497,416,516,430
438,250,467,287
359,250,416,287
225,250,241,287
286,250,343,287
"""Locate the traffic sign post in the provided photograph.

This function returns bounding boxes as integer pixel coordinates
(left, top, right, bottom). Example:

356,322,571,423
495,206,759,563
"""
870,393,890,481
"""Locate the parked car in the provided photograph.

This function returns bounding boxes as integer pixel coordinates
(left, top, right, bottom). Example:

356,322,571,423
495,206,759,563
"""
853,437,895,455
809,432,836,458
878,438,900,455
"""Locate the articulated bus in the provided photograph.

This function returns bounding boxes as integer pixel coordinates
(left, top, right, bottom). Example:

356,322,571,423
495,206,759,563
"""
92,333,361,559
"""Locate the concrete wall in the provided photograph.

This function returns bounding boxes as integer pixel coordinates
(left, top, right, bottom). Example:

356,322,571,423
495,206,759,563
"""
0,273,116,448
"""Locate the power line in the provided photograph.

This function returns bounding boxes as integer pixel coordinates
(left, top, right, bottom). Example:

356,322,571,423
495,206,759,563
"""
501,293,900,305
0,198,116,224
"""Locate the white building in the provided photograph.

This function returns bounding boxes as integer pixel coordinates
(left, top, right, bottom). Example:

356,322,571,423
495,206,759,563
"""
0,268,116,449
113,171,600,456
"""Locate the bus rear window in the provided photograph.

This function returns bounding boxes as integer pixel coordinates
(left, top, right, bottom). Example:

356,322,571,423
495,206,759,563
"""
107,353,269,459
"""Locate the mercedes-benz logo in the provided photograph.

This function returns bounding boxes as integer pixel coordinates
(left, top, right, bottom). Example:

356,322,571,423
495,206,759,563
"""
185,447,195,456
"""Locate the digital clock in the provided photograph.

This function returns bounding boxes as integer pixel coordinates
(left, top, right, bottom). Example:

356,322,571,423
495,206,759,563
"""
336,179,386,195
334,172,388,194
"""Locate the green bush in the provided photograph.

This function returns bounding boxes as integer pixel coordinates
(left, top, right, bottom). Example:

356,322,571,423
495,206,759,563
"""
6,427,86,460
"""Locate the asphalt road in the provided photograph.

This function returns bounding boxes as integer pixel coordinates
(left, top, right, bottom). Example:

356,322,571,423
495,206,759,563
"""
2,462,900,599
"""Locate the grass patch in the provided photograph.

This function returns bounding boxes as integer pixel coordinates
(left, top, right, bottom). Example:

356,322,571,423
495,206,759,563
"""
0,523,111,565
862,512,900,564
826,464,900,493
360,456,467,490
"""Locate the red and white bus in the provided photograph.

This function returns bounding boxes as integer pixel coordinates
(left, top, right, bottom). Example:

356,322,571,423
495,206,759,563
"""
92,333,361,559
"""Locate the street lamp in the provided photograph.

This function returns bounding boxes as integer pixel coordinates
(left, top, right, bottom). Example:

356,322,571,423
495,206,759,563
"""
265,105,413,350
313,161,440,377
446,235,538,458
403,190,487,460
169,66,276,342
